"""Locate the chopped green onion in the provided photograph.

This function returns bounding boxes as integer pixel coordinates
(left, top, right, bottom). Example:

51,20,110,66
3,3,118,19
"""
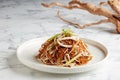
48,28,76,41
48,34,60,41
65,53,81,65
62,28,76,36
47,43,54,50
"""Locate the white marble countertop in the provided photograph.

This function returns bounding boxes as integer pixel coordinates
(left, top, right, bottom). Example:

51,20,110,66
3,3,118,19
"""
0,0,120,80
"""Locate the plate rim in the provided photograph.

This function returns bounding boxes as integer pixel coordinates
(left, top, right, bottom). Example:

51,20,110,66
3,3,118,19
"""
17,37,108,73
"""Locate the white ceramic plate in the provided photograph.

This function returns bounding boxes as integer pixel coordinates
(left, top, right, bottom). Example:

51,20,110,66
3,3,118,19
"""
17,37,108,74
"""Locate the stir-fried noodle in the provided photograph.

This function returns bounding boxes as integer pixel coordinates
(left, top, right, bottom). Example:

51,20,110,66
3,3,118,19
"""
35,29,92,67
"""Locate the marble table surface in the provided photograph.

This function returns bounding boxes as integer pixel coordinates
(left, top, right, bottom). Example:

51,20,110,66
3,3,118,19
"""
0,0,120,80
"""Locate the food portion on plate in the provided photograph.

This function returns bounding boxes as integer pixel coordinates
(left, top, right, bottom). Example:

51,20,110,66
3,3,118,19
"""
35,29,92,67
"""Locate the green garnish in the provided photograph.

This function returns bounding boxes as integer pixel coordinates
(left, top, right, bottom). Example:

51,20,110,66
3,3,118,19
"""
47,43,54,50
62,28,76,36
48,34,60,41
48,28,76,41
65,53,81,65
